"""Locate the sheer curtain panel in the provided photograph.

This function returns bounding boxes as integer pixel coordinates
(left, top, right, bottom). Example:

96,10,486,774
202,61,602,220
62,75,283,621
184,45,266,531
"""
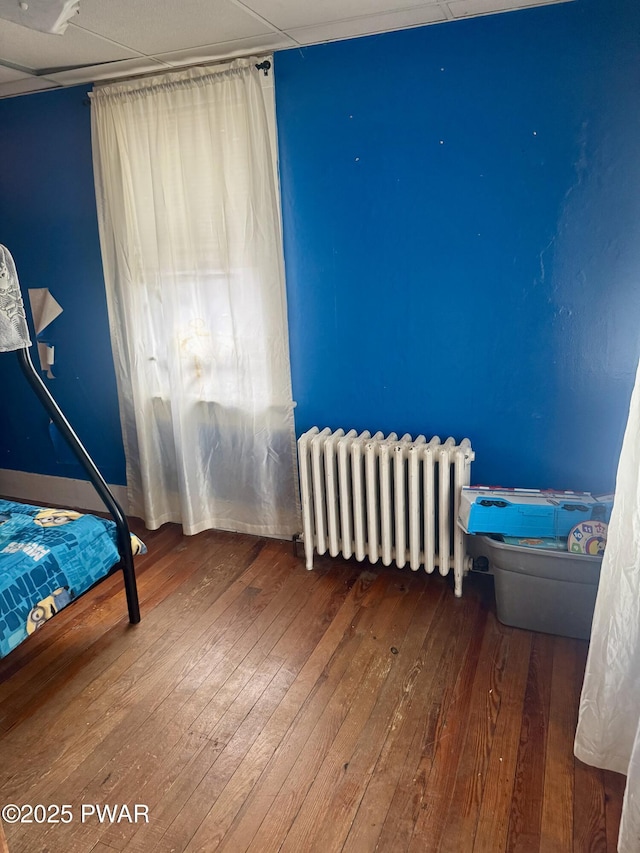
574,358,640,853
91,59,300,537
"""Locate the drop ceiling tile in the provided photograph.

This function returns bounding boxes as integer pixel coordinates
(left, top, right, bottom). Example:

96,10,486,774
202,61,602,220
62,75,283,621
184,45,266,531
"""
157,32,297,66
286,5,448,45
73,0,274,56
240,0,442,30
0,65,32,83
446,0,569,16
0,77,60,98
45,56,170,85
0,18,139,73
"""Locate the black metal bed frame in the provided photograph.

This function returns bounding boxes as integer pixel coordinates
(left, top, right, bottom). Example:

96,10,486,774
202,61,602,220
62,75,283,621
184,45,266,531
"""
16,347,141,624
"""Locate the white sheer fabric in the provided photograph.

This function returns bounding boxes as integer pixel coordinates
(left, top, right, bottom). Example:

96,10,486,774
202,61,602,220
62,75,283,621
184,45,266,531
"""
574,358,640,853
0,245,31,352
90,59,300,537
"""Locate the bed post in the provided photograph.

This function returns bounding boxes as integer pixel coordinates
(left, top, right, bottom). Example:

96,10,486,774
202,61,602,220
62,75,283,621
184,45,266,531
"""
15,347,141,625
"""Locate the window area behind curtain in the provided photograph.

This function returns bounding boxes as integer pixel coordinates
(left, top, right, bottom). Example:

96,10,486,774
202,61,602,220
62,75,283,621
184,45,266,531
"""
90,58,300,538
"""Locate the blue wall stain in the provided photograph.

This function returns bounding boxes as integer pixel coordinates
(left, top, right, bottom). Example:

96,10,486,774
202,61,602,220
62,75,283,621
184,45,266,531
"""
275,0,640,493
0,86,127,485
0,0,639,497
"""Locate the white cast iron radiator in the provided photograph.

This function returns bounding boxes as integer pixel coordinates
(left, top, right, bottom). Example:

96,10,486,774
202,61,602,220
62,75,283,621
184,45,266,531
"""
298,428,475,597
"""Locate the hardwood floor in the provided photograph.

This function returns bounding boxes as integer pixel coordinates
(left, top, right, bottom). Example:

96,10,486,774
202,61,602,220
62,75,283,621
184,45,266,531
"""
0,524,624,853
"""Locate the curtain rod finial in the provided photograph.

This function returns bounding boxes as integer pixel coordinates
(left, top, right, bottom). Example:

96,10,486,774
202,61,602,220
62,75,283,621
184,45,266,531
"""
255,60,271,76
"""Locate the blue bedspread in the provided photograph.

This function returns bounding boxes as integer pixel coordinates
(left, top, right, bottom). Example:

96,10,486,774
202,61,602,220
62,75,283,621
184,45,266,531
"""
0,499,145,659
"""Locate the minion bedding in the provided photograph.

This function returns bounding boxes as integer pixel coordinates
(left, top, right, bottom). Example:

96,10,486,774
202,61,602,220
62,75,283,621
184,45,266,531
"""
0,498,145,659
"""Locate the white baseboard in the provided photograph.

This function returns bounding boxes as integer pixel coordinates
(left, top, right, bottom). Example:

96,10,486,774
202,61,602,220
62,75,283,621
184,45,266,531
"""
0,469,129,514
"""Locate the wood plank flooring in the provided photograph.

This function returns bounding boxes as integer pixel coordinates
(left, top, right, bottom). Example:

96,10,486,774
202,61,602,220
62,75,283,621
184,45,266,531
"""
0,523,625,853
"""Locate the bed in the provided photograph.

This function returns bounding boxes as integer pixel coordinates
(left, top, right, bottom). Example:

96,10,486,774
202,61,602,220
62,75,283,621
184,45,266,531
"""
1,243,142,660
0,499,145,659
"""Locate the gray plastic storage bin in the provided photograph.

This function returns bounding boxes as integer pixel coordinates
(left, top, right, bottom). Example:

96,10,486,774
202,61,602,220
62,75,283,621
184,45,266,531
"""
467,535,602,640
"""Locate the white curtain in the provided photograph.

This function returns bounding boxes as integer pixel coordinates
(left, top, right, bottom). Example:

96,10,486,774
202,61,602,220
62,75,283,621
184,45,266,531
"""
90,58,300,537
575,358,640,853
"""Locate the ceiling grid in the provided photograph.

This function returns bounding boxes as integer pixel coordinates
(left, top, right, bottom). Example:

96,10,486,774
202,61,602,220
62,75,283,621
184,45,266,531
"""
0,0,572,98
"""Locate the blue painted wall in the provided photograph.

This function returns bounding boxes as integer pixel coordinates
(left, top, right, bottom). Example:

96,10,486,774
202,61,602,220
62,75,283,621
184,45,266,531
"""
0,86,127,485
275,0,640,493
1,0,639,497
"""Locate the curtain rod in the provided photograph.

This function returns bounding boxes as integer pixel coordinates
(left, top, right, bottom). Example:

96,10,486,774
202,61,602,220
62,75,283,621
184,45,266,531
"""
85,54,271,100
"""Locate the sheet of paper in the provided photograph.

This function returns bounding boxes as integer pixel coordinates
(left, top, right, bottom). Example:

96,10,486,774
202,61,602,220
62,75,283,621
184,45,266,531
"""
28,288,63,335
28,288,62,376
37,342,55,378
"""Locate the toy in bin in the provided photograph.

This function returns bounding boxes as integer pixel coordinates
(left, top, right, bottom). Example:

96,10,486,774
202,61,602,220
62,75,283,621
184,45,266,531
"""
459,486,602,539
501,536,567,551
568,520,608,556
